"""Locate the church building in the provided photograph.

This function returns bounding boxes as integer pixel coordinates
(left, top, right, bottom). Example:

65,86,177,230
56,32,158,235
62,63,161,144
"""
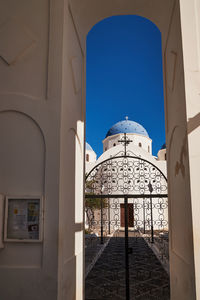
85,117,167,232
86,117,166,175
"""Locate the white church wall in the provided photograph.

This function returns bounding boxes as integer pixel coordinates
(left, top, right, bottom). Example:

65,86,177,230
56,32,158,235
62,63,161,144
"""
155,160,167,176
86,144,168,200
85,149,97,163
131,134,152,154
94,144,167,178
107,197,168,232
103,133,152,154
157,148,167,161
86,150,168,234
85,161,96,174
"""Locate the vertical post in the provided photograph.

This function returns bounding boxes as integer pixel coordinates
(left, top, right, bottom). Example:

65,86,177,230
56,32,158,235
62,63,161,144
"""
124,133,127,156
150,196,154,243
148,183,154,243
100,198,103,244
124,196,130,300
143,198,146,234
108,199,111,235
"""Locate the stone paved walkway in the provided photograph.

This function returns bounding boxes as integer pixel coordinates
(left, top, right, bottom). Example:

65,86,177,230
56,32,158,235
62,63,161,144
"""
85,233,170,299
85,236,109,277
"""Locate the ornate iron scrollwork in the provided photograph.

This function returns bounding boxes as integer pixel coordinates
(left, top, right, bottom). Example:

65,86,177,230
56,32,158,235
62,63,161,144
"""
86,155,167,197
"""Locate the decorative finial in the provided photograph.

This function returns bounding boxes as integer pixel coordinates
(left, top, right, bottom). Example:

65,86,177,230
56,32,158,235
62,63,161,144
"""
125,116,128,120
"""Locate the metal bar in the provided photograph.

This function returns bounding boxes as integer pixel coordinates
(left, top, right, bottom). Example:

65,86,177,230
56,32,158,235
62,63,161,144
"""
85,155,168,182
85,194,168,199
125,133,127,156
124,196,130,300
108,200,111,235
143,198,146,234
150,196,154,243
100,198,103,244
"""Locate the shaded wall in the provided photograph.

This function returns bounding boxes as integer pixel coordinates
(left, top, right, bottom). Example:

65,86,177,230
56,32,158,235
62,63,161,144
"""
0,0,199,299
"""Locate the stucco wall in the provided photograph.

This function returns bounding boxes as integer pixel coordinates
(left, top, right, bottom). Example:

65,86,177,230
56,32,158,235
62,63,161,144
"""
0,0,62,299
103,133,152,154
0,0,199,299
164,0,196,298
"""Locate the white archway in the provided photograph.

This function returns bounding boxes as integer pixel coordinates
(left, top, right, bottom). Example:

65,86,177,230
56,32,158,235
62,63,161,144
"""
68,1,197,299
0,1,199,300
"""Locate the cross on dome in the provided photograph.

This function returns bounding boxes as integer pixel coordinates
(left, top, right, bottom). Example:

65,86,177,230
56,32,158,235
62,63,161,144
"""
118,133,133,156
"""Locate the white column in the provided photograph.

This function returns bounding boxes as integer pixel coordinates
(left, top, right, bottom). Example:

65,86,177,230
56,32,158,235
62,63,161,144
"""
179,0,200,298
164,0,196,298
0,1,84,299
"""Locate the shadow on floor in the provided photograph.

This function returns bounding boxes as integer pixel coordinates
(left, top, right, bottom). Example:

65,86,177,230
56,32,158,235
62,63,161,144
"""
85,234,170,300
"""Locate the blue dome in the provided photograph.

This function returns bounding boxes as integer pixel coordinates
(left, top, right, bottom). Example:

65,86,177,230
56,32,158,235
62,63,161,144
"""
106,118,149,138
86,142,94,151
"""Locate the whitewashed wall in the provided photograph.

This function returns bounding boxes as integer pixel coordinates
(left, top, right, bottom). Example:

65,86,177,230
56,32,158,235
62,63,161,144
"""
103,133,152,154
0,0,199,299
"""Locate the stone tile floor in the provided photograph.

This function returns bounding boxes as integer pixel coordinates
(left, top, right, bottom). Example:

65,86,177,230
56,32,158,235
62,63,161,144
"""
85,236,109,277
85,232,170,299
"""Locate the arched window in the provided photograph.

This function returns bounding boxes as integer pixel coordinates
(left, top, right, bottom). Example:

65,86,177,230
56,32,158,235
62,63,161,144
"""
148,145,150,152
165,153,167,160
86,154,89,162
113,143,116,146
139,142,142,147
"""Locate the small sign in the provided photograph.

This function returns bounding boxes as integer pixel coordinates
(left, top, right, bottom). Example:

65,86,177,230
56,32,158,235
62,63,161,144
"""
4,197,43,242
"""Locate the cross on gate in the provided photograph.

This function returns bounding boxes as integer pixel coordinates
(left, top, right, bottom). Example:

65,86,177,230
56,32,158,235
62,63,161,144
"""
118,132,133,156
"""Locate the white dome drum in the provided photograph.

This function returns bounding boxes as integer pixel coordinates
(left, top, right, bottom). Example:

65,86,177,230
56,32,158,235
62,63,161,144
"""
103,117,152,154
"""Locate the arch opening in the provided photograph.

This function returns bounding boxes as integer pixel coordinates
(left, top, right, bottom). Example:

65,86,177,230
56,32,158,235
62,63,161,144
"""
85,14,169,299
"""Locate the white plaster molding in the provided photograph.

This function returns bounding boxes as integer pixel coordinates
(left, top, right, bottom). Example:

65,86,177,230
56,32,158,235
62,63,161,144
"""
0,18,36,65
71,57,82,94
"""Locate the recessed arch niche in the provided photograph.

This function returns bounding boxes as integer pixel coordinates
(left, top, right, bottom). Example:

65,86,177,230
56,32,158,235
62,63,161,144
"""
0,110,45,195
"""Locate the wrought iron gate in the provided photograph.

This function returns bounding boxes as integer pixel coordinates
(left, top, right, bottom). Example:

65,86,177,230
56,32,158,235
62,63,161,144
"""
85,155,168,299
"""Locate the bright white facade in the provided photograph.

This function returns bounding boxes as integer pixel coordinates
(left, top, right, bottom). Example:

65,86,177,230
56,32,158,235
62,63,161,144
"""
157,143,167,161
85,142,97,173
86,118,167,176
86,118,167,231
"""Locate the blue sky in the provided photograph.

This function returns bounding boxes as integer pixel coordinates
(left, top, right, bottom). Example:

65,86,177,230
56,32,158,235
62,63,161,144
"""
86,15,165,157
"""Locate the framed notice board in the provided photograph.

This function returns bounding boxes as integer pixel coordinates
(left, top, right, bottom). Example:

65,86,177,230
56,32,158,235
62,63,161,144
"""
4,197,43,242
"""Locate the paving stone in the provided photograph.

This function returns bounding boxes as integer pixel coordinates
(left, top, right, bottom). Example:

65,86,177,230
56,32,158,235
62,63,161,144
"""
85,233,170,299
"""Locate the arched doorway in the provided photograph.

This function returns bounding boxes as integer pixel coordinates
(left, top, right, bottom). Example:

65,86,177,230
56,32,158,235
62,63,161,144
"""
85,153,168,299
0,1,198,300
68,2,196,298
